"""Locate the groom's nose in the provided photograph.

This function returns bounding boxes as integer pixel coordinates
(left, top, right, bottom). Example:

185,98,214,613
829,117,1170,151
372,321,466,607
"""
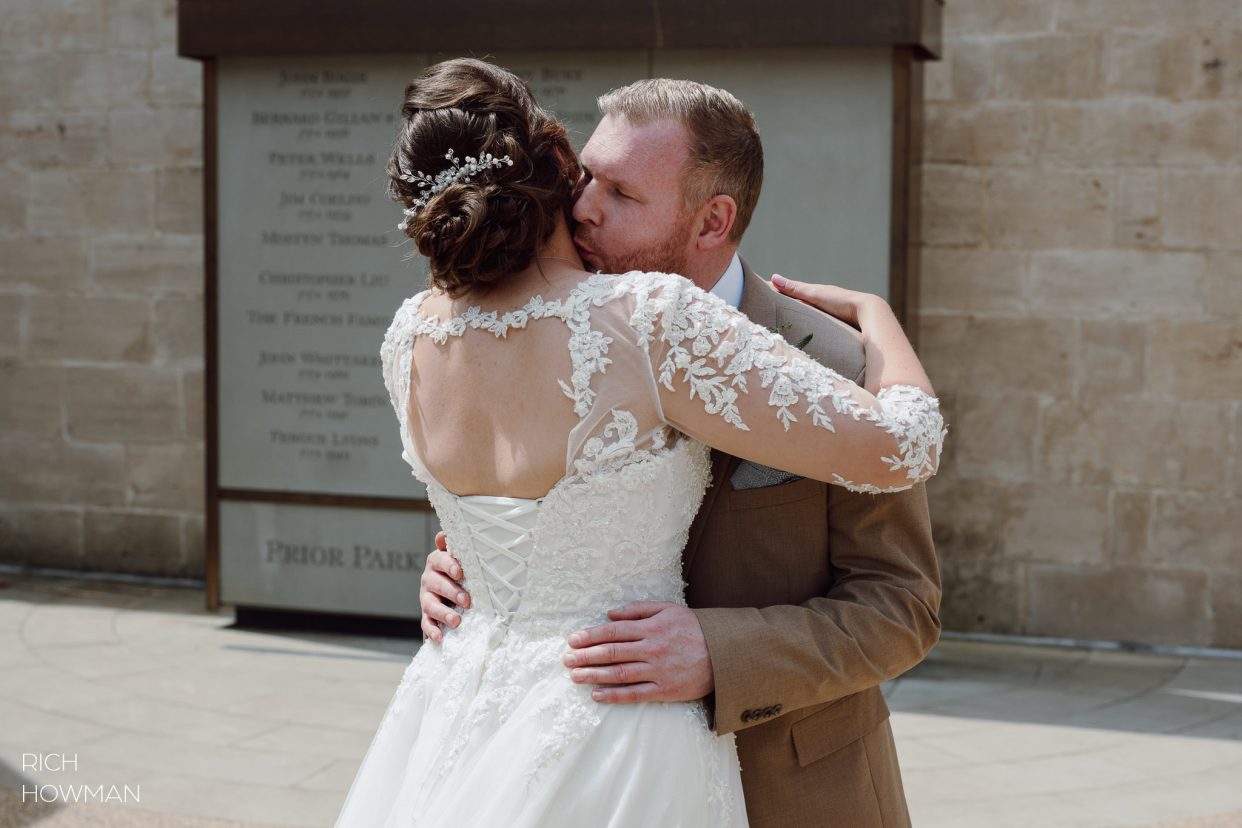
572,179,601,226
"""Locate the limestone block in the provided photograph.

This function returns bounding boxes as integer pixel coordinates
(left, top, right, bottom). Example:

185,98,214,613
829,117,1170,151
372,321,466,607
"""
63,365,180,442
83,510,182,575
1110,490,1151,564
945,390,1041,481
181,513,205,570
0,51,147,111
919,247,1026,314
984,169,1112,249
0,0,105,51
942,0,1055,36
946,38,994,104
988,34,1107,100
1106,30,1200,99
922,165,984,246
1148,320,1242,400
92,235,202,293
927,475,1008,559
0,166,23,229
0,298,19,357
124,442,205,511
108,107,201,167
27,168,154,234
1203,251,1242,321
155,168,203,234
1156,101,1240,166
103,0,159,47
154,0,177,48
1056,0,1241,32
1028,250,1205,318
938,555,1026,633
918,314,1073,394
0,506,83,569
25,294,152,363
924,102,1035,166
153,294,203,363
1002,482,1111,565
1078,319,1147,399
1035,101,1163,166
1194,28,1242,99
149,52,202,107
1116,170,1161,248
1041,398,1233,490
0,359,64,438
0,235,90,292
1027,564,1211,647
1160,170,1242,248
0,435,125,506
0,110,108,169
181,367,203,439
1147,493,1241,571
923,54,953,103
1210,573,1242,648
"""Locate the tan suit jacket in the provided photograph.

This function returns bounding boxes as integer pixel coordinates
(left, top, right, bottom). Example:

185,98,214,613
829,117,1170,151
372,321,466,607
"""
686,259,941,827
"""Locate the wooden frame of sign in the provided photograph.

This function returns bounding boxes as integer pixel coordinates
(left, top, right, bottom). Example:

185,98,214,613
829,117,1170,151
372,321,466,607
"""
183,0,941,613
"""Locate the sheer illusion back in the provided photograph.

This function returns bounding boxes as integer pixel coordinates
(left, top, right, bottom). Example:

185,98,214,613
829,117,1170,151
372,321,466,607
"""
382,269,945,505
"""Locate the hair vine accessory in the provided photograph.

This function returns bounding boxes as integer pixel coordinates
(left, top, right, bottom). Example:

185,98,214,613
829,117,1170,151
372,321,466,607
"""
396,148,514,231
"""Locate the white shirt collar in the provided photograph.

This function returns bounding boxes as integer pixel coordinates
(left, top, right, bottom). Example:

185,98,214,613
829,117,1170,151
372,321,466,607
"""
708,252,745,309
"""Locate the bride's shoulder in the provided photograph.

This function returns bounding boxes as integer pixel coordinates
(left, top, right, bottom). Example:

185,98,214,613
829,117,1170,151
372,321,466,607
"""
383,289,434,342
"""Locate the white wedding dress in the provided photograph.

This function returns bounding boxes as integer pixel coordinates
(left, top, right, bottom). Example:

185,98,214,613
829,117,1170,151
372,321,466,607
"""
334,270,945,827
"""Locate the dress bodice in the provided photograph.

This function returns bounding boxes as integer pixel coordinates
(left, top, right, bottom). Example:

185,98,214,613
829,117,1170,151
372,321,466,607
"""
427,436,710,634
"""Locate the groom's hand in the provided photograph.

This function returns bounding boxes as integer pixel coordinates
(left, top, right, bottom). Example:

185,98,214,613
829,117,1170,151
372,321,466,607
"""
563,602,714,704
418,531,470,643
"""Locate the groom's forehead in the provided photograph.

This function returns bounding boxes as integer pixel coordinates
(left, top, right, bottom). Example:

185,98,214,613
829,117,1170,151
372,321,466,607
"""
584,115,690,183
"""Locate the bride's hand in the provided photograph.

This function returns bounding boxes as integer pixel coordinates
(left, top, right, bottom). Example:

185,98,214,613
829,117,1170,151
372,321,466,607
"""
769,273,881,330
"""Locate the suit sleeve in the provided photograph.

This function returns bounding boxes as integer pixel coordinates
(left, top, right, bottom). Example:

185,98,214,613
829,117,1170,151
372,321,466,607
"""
692,481,941,735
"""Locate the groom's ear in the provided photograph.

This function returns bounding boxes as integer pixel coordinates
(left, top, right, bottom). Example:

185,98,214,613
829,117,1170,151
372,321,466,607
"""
695,194,738,252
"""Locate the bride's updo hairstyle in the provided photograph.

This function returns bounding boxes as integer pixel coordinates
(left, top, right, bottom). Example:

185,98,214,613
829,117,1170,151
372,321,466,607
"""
386,58,582,297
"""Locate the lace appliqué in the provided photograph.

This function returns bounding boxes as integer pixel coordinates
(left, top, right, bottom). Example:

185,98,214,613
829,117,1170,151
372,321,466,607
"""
619,271,945,493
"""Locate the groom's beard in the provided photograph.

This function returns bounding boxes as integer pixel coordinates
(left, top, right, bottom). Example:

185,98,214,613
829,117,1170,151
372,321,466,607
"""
578,214,693,277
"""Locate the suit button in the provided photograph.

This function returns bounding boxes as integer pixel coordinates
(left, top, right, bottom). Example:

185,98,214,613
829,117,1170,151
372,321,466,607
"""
741,710,753,722
773,704,783,714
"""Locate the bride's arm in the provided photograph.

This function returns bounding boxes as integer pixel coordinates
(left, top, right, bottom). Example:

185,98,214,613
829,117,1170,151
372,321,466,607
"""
636,273,945,493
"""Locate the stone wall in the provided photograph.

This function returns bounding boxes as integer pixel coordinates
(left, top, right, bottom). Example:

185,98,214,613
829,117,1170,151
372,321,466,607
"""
920,0,1242,648
1,1,1239,647
0,0,206,576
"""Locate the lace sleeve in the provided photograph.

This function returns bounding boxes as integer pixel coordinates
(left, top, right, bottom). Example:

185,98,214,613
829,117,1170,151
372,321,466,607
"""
625,272,946,494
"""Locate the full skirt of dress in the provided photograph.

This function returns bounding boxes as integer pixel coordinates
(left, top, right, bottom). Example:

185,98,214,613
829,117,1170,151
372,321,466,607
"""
333,610,749,827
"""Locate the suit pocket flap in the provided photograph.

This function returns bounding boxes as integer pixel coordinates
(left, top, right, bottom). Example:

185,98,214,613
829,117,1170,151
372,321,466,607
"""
790,690,889,768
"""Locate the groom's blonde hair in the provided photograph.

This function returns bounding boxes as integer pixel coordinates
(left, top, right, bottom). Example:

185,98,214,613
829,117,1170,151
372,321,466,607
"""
597,79,763,243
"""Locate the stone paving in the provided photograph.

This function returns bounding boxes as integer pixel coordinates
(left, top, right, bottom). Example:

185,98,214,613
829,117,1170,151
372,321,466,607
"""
1,572,1240,828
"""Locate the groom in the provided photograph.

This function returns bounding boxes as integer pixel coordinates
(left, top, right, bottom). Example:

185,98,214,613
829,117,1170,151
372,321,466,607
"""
418,79,940,827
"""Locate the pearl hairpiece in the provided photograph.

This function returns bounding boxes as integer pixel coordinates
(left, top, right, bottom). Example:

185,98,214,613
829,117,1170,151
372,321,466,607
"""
396,148,514,231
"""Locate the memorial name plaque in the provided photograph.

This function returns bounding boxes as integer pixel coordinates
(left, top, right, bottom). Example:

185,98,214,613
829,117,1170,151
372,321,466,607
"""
217,56,429,497
206,43,921,618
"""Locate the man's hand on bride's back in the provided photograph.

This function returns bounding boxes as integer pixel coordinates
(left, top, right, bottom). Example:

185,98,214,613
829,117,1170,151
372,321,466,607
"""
419,531,470,643
563,602,714,704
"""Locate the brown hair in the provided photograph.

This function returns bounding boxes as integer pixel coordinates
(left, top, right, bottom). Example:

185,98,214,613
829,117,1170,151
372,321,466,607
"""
387,58,581,297
597,79,763,242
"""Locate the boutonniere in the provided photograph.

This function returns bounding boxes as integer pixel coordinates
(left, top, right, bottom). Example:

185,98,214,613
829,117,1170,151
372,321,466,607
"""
770,322,814,352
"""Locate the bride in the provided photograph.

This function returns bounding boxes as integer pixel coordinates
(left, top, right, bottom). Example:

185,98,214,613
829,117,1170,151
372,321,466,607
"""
334,58,945,827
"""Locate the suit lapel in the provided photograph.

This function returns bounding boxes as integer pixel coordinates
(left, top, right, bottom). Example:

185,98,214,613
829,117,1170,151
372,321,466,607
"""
682,256,778,574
